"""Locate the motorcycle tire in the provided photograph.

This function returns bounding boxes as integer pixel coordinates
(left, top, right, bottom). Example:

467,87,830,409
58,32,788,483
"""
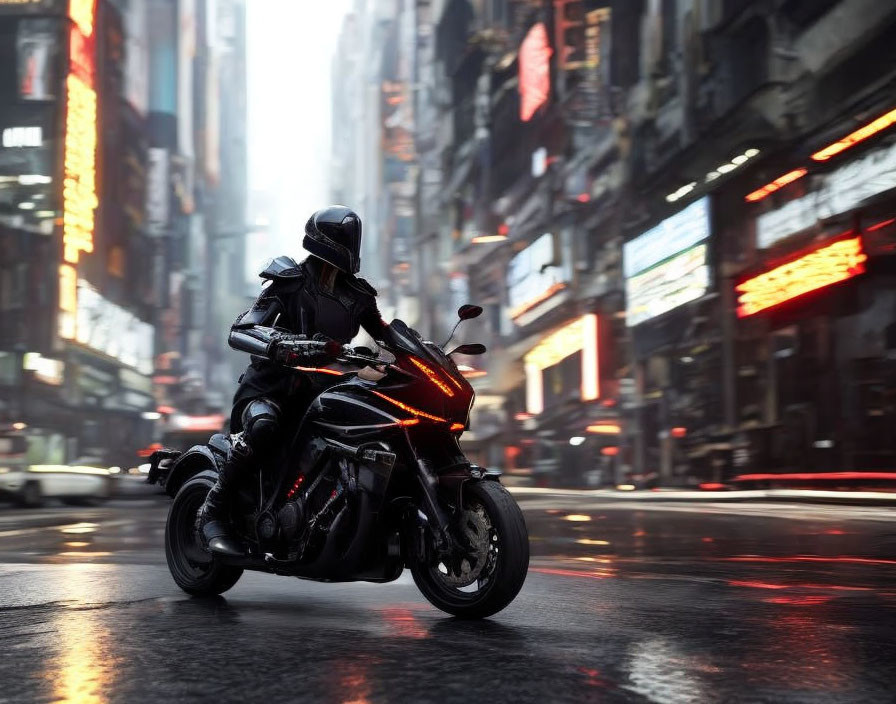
165,474,243,596
411,479,529,619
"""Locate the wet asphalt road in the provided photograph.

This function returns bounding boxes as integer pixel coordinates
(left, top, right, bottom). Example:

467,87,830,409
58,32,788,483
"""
1,493,896,703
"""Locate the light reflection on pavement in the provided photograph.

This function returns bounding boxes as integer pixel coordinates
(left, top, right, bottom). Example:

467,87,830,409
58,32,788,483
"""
0,496,895,703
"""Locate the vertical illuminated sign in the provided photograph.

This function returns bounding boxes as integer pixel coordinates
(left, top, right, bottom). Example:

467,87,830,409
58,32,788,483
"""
519,23,552,122
59,0,97,340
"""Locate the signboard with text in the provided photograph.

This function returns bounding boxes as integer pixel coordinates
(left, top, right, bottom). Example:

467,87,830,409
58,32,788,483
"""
758,140,896,248
623,197,711,327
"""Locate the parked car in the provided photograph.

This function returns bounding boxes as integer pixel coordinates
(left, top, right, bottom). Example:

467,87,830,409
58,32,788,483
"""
0,435,114,508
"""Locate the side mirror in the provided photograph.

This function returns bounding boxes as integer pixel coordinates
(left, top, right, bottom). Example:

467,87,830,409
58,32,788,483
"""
457,304,483,320
448,343,487,356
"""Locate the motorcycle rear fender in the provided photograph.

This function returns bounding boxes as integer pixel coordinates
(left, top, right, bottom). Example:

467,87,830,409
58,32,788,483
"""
162,446,220,497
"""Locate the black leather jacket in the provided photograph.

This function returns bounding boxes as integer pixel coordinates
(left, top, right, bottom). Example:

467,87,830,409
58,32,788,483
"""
229,256,386,425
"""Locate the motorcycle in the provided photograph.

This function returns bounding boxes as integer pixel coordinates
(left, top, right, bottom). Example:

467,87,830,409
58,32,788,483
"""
148,305,529,618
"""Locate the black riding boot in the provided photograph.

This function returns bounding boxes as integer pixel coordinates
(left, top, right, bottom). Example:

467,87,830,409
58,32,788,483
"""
199,437,251,557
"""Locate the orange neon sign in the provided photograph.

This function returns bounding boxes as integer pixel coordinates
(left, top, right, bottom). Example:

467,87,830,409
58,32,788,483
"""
736,237,867,317
811,107,896,162
744,168,808,203
59,0,97,341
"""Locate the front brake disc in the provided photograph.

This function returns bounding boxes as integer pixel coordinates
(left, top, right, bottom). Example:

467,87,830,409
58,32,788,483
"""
437,502,492,588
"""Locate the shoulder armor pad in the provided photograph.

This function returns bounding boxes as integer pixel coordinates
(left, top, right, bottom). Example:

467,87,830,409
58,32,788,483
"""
259,256,303,280
346,275,377,297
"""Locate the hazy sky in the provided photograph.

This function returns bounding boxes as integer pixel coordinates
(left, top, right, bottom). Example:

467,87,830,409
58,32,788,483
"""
245,0,353,273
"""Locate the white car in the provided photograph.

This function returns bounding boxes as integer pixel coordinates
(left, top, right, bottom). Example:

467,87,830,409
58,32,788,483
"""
0,436,115,507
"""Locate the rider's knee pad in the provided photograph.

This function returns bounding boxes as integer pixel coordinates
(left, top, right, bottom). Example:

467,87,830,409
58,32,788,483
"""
241,398,281,452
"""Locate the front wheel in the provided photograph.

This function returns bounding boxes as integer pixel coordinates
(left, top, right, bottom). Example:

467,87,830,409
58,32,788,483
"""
165,474,243,596
410,480,529,619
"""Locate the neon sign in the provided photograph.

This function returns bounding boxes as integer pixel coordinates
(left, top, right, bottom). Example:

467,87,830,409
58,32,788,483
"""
736,237,867,317
524,314,599,414
59,0,97,340
811,106,896,162
744,168,808,203
519,23,552,122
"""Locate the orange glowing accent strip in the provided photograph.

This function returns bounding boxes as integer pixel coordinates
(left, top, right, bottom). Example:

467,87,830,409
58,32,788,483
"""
811,106,896,162
586,423,621,434
398,418,420,427
509,282,567,319
372,391,447,424
409,357,454,397
450,423,464,432
736,236,867,317
744,168,808,202
293,365,344,376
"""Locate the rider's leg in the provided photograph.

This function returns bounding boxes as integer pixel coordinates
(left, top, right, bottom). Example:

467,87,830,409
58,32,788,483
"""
200,398,281,556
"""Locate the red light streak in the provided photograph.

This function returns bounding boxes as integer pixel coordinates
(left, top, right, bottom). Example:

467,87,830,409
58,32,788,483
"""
530,568,613,580
729,579,871,592
867,217,896,232
409,357,454,397
763,595,833,606
811,106,896,161
371,390,447,423
734,471,896,482
736,236,867,317
398,418,420,427
600,446,619,456
286,474,305,499
699,483,726,490
720,555,896,566
744,168,808,202
449,422,464,432
670,426,687,438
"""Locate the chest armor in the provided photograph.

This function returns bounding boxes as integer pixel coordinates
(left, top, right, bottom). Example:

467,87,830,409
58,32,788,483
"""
288,277,367,344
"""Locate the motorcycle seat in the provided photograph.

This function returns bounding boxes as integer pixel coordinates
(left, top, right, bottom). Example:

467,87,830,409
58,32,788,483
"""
207,433,232,456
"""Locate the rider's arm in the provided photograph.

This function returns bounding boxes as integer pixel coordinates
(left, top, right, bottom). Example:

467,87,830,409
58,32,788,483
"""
228,284,284,357
360,299,388,342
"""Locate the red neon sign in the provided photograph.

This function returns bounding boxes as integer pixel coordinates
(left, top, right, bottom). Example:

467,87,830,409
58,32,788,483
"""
519,23,552,122
811,106,896,162
736,237,867,317
744,168,808,202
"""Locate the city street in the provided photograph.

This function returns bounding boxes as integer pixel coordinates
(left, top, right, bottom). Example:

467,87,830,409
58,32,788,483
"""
1,493,895,703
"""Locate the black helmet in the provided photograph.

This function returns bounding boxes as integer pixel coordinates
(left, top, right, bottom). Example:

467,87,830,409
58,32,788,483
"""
303,206,362,274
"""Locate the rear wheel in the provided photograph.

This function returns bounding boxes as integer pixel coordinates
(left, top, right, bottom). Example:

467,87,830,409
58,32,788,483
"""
165,474,242,596
410,480,529,619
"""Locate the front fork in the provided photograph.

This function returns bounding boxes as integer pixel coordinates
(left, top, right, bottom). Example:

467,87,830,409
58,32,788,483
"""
415,457,456,557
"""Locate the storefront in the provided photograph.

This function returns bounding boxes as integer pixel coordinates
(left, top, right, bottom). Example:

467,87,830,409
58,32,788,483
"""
733,114,896,474
622,196,726,484
511,312,619,487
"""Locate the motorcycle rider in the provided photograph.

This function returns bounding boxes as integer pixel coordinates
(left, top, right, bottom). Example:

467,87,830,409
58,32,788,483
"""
199,205,387,556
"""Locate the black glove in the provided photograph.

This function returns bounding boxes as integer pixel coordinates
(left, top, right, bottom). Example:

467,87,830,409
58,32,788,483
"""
311,333,346,359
